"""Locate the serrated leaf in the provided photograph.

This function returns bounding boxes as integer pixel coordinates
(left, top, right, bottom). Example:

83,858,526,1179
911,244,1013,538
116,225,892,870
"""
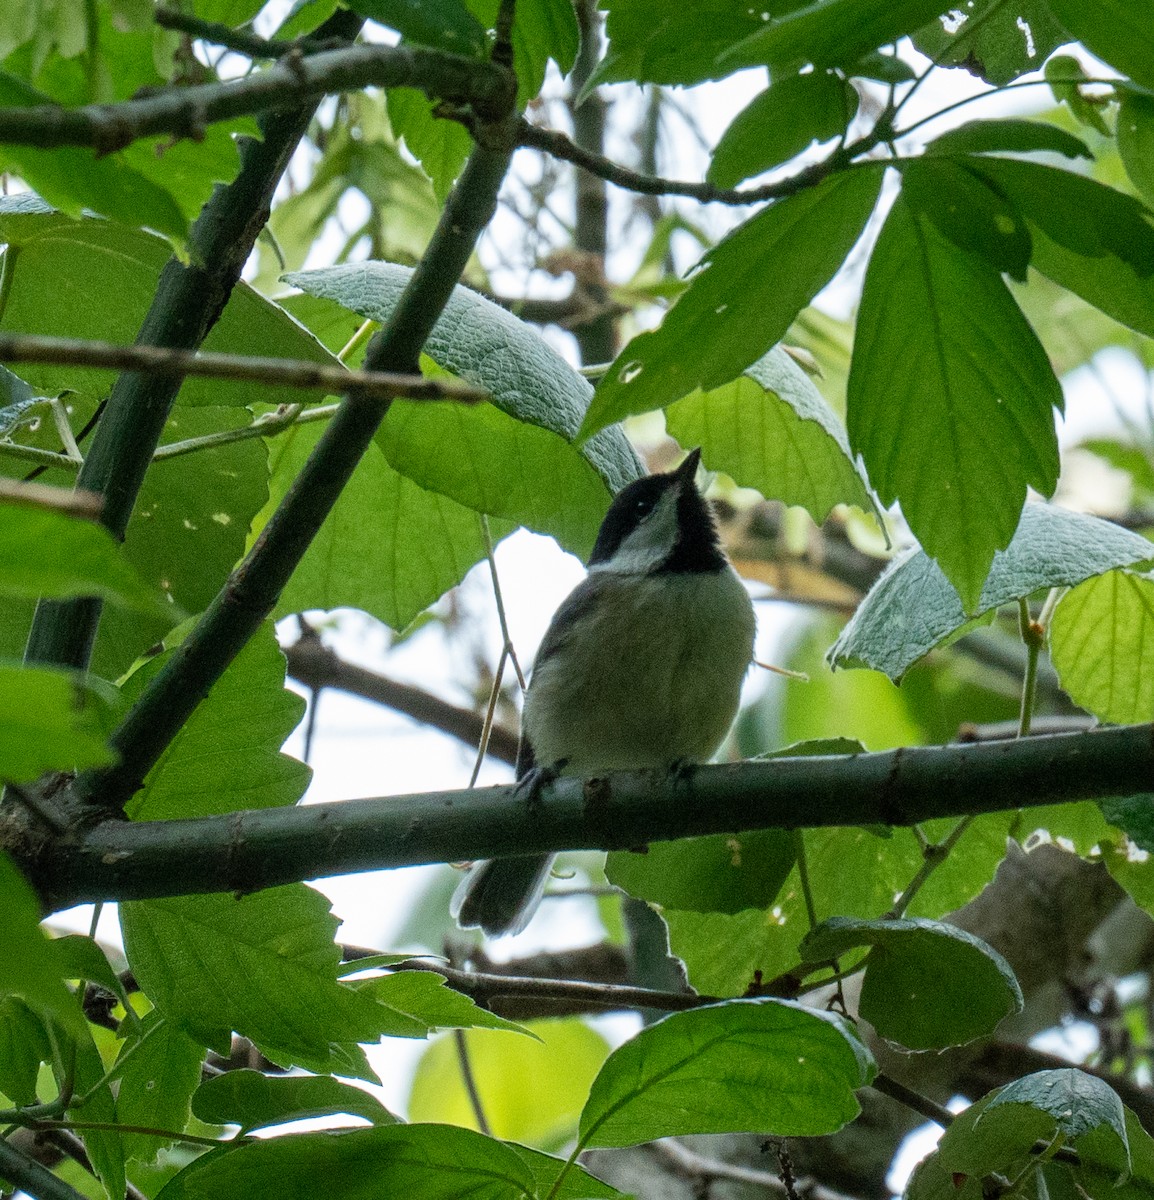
353,971,531,1038
71,1021,126,1200
0,502,173,617
386,87,473,201
719,0,953,74
52,934,129,1007
970,158,1154,339
590,0,772,87
120,885,398,1068
1044,0,1154,91
284,261,640,493
578,999,875,1147
799,916,1023,1050
409,1019,609,1151
583,167,883,440
0,997,51,1105
0,662,118,781
911,0,1066,85
664,347,873,523
155,1124,536,1200
707,71,855,188
192,1069,397,1132
925,118,1091,161
344,0,486,55
846,191,1063,612
0,73,187,240
900,157,1033,280
1050,570,1154,724
120,622,309,820
117,1012,204,1163
607,829,796,914
0,853,86,1034
506,1143,622,1200
1119,90,1154,213
257,420,493,631
0,199,337,408
830,505,1154,679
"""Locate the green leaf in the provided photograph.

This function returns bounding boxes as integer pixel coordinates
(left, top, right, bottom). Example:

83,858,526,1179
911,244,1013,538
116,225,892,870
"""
1119,90,1154,209
0,661,117,781
120,885,398,1069
71,1021,126,1200
0,198,338,408
257,420,493,631
607,829,797,914
0,853,85,1034
285,262,640,492
506,0,579,95
155,1124,537,1200
799,916,1023,1050
1100,795,1154,852
385,87,474,202
52,934,130,1007
345,0,486,55
1050,570,1154,724
982,1070,1131,1177
664,348,874,523
0,997,51,1106
1046,54,1112,135
583,167,883,440
971,158,1154,339
899,157,1033,281
0,73,187,241
846,191,1063,612
1045,0,1154,91
284,262,640,559
590,0,775,87
911,0,1066,85
120,622,309,820
192,1069,397,1132
925,117,1091,161
719,0,954,73
409,1019,609,1151
707,71,856,188
830,505,1154,679
506,1144,622,1200
117,1012,205,1163
578,998,875,1147
352,971,531,1038
0,502,173,616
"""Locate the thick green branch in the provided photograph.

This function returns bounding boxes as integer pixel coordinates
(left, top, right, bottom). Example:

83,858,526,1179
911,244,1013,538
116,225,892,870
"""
0,44,510,153
34,723,1154,910
73,136,517,818
23,7,365,672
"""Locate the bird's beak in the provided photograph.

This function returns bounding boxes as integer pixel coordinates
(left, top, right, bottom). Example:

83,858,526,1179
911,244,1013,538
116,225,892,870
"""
674,446,702,487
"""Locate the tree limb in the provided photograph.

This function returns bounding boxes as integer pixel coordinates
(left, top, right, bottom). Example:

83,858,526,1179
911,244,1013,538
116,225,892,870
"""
30,723,1154,909
72,132,518,818
0,44,511,153
0,333,488,403
22,7,366,674
283,635,520,767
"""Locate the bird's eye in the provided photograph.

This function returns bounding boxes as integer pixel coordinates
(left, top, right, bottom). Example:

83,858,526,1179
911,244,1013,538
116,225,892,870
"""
634,496,656,518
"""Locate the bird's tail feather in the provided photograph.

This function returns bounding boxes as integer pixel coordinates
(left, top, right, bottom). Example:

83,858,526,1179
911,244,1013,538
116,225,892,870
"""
451,854,555,937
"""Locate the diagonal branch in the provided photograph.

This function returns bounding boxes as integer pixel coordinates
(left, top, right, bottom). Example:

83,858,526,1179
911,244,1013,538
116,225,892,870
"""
22,7,366,674
0,44,511,153
72,134,518,819
31,723,1154,909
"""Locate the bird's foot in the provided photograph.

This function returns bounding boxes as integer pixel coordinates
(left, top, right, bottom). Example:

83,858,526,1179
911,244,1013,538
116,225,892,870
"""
513,758,567,812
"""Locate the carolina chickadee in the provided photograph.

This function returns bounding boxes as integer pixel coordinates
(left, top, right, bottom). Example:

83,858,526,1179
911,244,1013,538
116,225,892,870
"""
452,447,757,936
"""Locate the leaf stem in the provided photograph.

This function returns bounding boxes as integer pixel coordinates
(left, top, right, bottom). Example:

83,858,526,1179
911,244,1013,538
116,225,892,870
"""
887,816,973,919
453,1029,493,1136
1017,596,1044,739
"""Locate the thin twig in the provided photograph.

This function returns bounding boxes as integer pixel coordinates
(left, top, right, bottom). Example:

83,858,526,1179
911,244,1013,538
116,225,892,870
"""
869,1073,955,1127
887,816,973,918
481,515,527,689
453,1029,493,1136
0,334,488,403
0,477,102,518
154,5,350,59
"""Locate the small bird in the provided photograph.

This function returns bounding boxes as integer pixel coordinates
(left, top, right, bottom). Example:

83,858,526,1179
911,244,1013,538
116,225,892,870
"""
452,447,757,937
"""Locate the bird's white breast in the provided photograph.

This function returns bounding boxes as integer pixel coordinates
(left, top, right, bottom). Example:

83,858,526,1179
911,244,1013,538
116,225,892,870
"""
521,567,756,776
